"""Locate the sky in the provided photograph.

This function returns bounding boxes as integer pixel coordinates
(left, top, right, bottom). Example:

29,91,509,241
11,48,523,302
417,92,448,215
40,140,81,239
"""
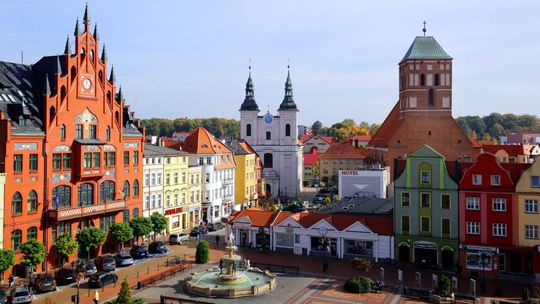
1,1,539,127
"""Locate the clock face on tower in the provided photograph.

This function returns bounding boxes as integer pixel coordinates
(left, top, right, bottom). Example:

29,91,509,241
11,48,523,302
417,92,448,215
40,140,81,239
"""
79,74,95,98
264,114,273,124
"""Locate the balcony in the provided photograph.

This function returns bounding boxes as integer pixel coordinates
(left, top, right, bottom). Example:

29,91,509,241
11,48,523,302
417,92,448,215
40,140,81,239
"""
47,200,126,221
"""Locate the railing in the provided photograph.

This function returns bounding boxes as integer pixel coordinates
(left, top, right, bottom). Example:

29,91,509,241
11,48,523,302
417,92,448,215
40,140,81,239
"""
250,261,300,274
47,200,126,221
133,262,190,290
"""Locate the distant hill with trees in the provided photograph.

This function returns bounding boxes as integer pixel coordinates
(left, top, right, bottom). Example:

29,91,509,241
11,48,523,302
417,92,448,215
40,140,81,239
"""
456,113,540,144
141,118,240,138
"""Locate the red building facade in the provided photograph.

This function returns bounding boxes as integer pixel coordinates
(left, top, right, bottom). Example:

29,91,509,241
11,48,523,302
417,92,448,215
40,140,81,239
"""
0,6,144,276
459,153,530,277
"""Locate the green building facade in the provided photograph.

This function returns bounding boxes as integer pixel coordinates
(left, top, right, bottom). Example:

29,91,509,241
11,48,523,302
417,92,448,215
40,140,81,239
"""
394,145,459,269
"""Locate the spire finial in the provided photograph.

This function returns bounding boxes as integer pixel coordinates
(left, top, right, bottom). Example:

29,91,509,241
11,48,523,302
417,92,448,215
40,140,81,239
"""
55,54,62,76
248,58,252,77
43,74,51,96
74,17,80,36
64,35,71,55
109,65,116,83
93,23,99,41
83,3,91,26
422,21,427,36
101,44,107,62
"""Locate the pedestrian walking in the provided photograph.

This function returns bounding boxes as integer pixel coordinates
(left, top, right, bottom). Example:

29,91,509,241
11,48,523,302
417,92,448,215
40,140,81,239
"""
196,232,200,241
215,234,220,248
8,274,14,289
94,290,99,304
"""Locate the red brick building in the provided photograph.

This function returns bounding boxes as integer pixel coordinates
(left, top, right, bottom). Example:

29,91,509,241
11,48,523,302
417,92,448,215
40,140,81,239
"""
458,153,530,277
368,33,480,174
0,6,144,276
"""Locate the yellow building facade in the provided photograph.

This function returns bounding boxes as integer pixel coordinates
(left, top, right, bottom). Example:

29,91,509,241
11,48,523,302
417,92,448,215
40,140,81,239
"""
228,140,258,210
160,150,189,234
515,160,540,247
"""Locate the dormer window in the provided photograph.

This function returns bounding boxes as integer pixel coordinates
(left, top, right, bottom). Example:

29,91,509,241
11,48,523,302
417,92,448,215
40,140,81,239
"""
472,174,482,185
491,175,501,186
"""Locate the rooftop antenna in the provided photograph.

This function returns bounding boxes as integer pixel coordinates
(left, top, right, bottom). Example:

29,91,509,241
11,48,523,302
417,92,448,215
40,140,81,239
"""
21,50,24,64
422,21,427,36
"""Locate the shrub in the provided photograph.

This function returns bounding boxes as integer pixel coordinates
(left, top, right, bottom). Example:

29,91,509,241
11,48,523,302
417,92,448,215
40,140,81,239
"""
344,276,372,293
196,240,209,264
438,275,452,297
352,257,373,272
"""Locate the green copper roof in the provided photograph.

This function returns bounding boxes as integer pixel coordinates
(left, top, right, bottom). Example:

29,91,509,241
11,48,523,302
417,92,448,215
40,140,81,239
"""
401,36,452,63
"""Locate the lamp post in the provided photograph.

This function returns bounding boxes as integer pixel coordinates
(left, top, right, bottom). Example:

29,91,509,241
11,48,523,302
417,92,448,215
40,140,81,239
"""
318,227,328,272
480,253,487,294
75,272,84,304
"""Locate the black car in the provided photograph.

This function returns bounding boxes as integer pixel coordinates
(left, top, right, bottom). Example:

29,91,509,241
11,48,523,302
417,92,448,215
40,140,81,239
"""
32,273,57,293
148,241,167,254
95,255,116,271
207,223,224,231
130,245,148,259
54,268,77,286
88,272,118,288
189,227,200,237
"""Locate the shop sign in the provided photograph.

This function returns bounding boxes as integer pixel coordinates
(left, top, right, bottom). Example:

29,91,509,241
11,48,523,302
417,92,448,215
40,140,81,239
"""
466,251,493,271
189,207,199,212
164,207,183,216
414,242,437,250
461,244,498,253
340,170,360,176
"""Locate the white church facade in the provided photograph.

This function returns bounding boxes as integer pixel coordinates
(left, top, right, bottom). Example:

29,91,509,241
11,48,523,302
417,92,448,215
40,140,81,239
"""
239,68,303,198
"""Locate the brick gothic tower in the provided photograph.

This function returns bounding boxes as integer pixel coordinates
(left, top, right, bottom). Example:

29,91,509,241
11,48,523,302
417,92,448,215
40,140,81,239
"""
368,31,481,174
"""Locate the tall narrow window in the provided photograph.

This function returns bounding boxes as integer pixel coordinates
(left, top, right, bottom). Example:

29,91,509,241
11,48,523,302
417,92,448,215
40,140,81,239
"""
12,192,22,215
124,151,130,166
27,227,37,240
435,74,440,86
53,153,62,170
132,208,139,218
78,183,94,206
123,210,130,223
60,124,66,140
420,74,425,86
100,181,115,202
90,125,97,139
123,181,130,199
92,152,100,168
264,153,273,168
28,190,38,212
63,153,72,169
76,124,83,139
11,230,22,251
106,126,111,141
84,153,92,168
285,124,291,136
13,154,23,173
133,151,139,165
428,88,434,105
133,180,139,197
266,131,271,140
246,124,252,136
29,154,38,172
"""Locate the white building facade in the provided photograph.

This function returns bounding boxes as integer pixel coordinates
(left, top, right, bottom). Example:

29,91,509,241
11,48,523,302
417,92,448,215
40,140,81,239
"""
142,149,164,217
239,69,303,198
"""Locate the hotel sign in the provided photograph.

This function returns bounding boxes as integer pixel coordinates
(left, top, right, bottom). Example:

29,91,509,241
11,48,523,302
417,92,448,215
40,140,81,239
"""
164,207,183,216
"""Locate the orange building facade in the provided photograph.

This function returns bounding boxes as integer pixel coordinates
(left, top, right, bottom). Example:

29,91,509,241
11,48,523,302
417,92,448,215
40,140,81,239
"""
0,6,144,276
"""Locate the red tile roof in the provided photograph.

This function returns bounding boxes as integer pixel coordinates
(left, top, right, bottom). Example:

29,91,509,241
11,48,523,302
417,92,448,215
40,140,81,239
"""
349,135,372,141
304,147,319,166
299,134,333,144
182,127,232,155
228,209,292,227
368,101,402,147
319,140,368,159
482,144,531,157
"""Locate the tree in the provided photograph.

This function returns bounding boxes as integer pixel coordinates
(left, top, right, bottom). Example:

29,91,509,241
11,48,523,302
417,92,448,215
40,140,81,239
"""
129,217,153,243
0,249,15,280
150,212,167,240
117,278,132,303
109,223,134,251
438,275,452,297
311,120,323,135
196,240,209,264
54,234,78,267
324,196,332,206
77,228,107,259
20,239,45,273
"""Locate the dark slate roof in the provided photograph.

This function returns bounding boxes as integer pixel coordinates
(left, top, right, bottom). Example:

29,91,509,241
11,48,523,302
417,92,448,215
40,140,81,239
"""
318,197,393,215
278,70,298,111
400,36,452,63
144,143,188,157
239,72,259,111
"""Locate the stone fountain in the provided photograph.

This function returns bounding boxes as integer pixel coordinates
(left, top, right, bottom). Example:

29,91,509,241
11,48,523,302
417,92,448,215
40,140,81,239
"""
183,233,277,298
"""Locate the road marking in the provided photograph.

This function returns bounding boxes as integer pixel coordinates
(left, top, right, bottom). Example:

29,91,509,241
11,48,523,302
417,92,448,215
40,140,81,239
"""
389,294,401,304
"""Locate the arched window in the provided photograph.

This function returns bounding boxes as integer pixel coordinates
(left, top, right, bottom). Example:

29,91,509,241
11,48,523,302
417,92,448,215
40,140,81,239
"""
12,192,22,215
123,181,130,199
80,48,86,62
106,126,111,141
435,74,440,86
28,190,38,212
132,208,139,218
420,74,425,86
98,70,103,84
285,124,291,137
115,111,119,125
89,50,94,61
133,180,139,197
52,185,71,208
71,66,77,83
123,210,130,223
100,181,115,202
49,106,56,121
264,153,273,168
428,88,434,105
246,124,252,136
60,86,66,101
27,227,37,240
11,230,22,251
78,183,94,206
419,162,433,186
60,124,66,140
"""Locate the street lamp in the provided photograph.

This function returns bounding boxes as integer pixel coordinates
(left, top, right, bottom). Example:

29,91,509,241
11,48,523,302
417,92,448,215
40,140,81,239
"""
318,227,328,272
75,272,84,304
480,253,487,294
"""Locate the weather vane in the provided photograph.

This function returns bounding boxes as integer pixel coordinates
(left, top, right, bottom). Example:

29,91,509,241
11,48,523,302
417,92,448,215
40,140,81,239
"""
423,21,427,36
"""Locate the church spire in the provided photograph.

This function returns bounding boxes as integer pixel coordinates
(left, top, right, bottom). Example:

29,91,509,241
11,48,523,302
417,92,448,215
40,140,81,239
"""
55,55,62,76
64,35,71,55
116,86,123,102
101,44,107,62
278,65,298,111
93,23,99,41
239,65,260,111
109,65,115,84
83,4,91,27
43,74,51,96
74,17,80,36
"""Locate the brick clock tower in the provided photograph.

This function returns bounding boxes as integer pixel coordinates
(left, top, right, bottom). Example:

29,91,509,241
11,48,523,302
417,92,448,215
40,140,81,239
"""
368,28,481,173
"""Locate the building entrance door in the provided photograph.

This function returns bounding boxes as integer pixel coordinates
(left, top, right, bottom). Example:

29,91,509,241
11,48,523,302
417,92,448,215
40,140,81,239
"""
398,244,410,263
414,242,437,268
441,249,454,269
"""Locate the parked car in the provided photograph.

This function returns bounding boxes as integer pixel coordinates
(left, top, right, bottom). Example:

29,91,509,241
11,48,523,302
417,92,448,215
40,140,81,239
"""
114,253,134,267
189,227,200,237
84,263,97,276
95,256,116,272
88,272,118,288
169,233,190,245
148,241,167,254
207,223,224,231
0,289,7,304
54,268,77,286
130,245,148,259
11,286,32,304
31,274,57,294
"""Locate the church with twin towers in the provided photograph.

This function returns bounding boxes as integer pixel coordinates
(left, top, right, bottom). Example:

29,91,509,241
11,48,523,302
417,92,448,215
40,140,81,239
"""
239,67,303,199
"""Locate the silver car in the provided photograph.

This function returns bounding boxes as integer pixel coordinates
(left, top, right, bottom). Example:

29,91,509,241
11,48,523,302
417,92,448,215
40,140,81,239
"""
11,286,32,304
114,252,134,267
169,233,190,245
